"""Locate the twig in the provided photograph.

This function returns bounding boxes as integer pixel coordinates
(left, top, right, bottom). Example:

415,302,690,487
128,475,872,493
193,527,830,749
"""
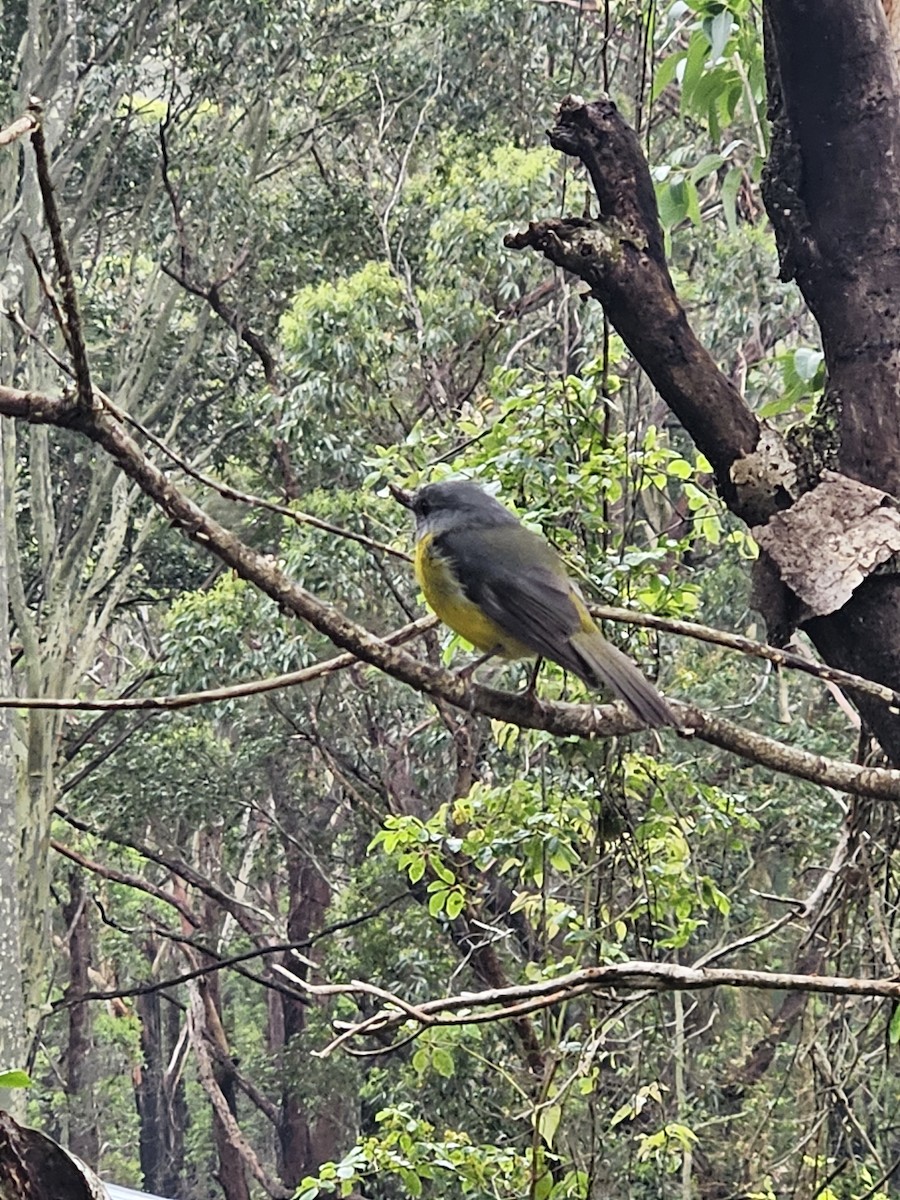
119,402,408,560
589,605,900,711
159,123,278,386
19,237,69,345
51,839,199,926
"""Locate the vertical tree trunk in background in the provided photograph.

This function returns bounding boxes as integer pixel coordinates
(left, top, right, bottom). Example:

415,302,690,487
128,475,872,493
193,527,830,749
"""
61,871,98,1165
199,973,251,1200
269,759,337,1186
135,970,184,1197
0,423,25,1114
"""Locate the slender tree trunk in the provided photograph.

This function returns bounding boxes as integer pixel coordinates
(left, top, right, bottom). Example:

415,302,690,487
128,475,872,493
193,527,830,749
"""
0,423,25,1114
269,758,337,1185
62,870,99,1165
135,970,184,1197
195,973,251,1200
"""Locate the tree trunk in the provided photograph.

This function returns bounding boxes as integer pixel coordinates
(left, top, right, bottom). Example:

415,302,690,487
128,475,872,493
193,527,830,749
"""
0,423,25,1115
61,870,99,1166
135,977,184,1197
269,757,338,1186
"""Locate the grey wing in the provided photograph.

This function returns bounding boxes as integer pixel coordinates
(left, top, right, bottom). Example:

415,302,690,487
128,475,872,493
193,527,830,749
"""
437,525,589,676
478,568,592,679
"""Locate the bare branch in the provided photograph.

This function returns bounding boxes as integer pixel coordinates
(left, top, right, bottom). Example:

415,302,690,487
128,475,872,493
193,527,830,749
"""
119,404,408,559
158,124,278,386
29,102,94,414
0,615,434,712
505,96,769,519
305,960,900,1055
51,839,200,927
590,604,900,710
54,807,276,941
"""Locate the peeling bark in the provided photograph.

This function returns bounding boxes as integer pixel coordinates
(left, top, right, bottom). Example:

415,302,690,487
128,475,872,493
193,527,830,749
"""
752,472,900,617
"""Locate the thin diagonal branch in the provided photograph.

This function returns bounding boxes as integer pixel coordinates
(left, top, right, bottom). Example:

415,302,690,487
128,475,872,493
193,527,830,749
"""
29,102,94,414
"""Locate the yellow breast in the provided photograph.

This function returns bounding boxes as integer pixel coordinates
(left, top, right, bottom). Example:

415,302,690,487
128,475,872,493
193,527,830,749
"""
414,533,530,659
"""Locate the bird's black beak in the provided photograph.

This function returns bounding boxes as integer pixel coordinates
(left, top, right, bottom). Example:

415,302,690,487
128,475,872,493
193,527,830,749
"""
389,482,415,509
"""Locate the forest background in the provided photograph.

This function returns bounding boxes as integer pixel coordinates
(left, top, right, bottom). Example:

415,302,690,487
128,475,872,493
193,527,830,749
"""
2,0,900,1198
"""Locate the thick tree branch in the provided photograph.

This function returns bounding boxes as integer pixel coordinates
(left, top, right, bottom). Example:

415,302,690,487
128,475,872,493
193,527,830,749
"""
505,97,783,522
2,383,900,795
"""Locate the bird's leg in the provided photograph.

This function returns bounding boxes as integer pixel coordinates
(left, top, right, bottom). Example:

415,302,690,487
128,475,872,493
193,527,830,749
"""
523,657,543,697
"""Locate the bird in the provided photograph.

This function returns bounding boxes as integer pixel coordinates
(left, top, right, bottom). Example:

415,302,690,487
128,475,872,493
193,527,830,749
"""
395,479,675,727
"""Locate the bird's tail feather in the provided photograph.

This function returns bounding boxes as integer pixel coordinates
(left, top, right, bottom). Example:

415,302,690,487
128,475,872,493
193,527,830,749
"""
569,630,674,728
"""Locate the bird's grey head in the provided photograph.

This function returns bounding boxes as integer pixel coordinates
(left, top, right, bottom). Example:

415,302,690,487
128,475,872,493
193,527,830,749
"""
410,481,517,533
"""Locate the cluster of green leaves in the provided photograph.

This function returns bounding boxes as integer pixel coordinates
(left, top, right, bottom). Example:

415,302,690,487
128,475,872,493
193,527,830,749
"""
653,0,765,235
297,1103,584,1200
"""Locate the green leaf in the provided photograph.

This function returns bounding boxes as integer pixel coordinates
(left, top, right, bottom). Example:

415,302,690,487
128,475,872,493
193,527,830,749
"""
652,51,684,100
537,1104,562,1148
656,180,689,230
689,152,725,183
667,457,693,480
680,31,708,113
400,1167,423,1197
533,1165,553,1200
706,10,733,60
407,856,425,884
445,888,465,920
0,1070,31,1089
684,178,702,227
430,859,455,885
889,1005,900,1046
432,1047,455,1078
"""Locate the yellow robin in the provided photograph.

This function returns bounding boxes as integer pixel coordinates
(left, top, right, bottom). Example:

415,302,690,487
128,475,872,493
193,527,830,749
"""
396,480,674,727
